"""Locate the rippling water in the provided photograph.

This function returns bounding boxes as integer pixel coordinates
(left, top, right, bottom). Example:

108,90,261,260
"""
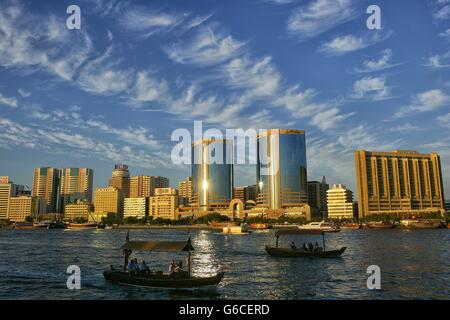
0,228,448,299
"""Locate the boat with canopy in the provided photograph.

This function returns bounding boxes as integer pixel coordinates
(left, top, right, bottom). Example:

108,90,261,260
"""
103,234,224,288
265,229,346,258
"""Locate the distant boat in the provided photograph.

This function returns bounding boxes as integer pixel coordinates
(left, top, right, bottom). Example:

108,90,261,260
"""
265,229,346,258
298,221,340,232
340,223,362,230
209,221,239,229
223,223,252,234
366,221,396,229
14,222,49,230
249,223,271,230
400,219,446,229
65,222,98,229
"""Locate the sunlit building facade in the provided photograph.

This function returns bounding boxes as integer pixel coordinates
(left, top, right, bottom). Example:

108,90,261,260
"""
0,179,13,220
149,188,179,220
257,129,308,209
64,201,92,221
327,184,356,219
191,138,233,211
59,168,93,213
130,175,169,198
32,167,60,213
8,196,32,222
178,176,193,205
355,150,446,218
108,164,130,198
124,197,149,219
93,186,123,216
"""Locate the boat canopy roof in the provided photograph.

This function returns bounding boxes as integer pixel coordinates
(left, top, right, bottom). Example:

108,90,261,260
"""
121,240,194,252
275,229,324,237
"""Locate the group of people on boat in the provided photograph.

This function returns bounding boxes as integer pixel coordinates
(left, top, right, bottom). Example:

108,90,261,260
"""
169,260,189,278
127,258,150,275
291,241,323,252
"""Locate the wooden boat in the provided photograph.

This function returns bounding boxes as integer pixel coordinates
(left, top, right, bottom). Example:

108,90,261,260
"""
14,222,49,230
298,221,340,232
65,222,98,229
366,221,396,229
223,223,252,234
265,229,346,258
340,223,362,230
249,223,271,230
103,234,224,288
400,219,446,229
208,221,239,229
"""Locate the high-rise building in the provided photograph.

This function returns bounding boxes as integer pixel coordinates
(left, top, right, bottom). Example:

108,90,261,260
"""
178,177,193,205
124,197,148,219
64,200,92,221
308,176,329,217
355,150,446,218
191,138,233,211
108,164,130,198
59,168,93,213
257,129,308,209
233,185,257,203
130,175,169,198
94,186,123,216
327,184,356,219
32,167,60,213
8,196,32,222
150,188,179,220
0,178,13,220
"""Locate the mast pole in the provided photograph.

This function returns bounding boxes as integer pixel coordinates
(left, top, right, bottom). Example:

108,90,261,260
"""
322,232,325,251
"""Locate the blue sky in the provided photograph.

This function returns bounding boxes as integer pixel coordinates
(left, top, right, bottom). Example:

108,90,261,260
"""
0,0,449,197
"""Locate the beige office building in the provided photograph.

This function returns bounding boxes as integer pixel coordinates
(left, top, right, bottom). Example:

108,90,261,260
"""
94,187,123,216
327,184,355,219
59,168,93,213
8,196,32,222
32,167,60,213
64,201,92,221
124,197,148,219
0,179,12,220
129,175,168,197
150,188,178,220
178,177,192,205
355,150,446,218
108,165,130,198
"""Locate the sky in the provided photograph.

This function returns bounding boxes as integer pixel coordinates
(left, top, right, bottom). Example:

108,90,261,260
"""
0,0,449,198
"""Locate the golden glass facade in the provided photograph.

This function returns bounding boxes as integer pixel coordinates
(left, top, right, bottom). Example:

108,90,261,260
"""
257,129,308,209
355,150,446,218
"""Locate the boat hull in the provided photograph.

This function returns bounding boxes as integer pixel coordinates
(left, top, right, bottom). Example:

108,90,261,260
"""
65,223,98,229
265,246,346,258
366,223,396,229
103,271,224,288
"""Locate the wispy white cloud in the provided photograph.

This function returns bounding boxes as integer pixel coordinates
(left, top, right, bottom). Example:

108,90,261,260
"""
0,93,18,108
433,4,450,21
165,23,245,67
17,88,31,98
0,1,93,81
354,49,401,73
393,89,450,119
437,112,450,127
287,0,359,39
319,31,392,55
425,50,450,68
351,76,392,101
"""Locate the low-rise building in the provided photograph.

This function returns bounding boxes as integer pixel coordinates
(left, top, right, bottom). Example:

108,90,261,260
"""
150,188,178,220
8,196,32,222
327,184,356,219
124,197,148,219
64,201,92,221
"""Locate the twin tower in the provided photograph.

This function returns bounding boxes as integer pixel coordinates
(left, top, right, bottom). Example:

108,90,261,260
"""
191,129,308,212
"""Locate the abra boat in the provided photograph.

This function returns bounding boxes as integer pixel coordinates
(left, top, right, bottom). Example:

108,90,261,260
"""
400,219,446,229
366,221,396,229
223,223,252,234
265,229,346,258
298,221,340,232
14,222,49,230
65,222,98,229
340,223,362,230
249,223,272,230
208,221,239,229
103,235,224,288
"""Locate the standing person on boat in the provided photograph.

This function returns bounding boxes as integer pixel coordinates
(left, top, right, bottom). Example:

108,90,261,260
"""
314,242,319,252
122,248,132,272
308,242,314,251
302,243,307,251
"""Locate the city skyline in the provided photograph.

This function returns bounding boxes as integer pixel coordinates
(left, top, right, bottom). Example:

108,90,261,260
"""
0,0,449,198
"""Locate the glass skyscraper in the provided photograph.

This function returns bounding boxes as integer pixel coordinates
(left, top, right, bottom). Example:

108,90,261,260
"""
257,129,307,209
191,138,233,211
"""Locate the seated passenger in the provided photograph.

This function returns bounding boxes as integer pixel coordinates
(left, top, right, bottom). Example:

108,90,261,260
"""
139,260,150,275
308,242,314,252
302,243,307,251
290,241,297,249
